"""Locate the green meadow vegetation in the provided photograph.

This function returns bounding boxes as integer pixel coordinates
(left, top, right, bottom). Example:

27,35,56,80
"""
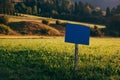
0,1,120,80
0,38,120,80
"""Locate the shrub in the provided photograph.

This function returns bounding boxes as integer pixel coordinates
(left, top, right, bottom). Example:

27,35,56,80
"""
0,16,9,24
56,20,62,25
106,15,120,37
106,29,119,37
52,10,58,15
42,19,49,25
90,25,104,37
0,24,10,34
40,28,50,35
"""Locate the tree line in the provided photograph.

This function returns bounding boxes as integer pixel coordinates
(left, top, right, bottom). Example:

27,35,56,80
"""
0,0,120,36
0,0,120,23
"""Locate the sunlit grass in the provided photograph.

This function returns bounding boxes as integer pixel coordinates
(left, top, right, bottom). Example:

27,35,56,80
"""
0,38,120,80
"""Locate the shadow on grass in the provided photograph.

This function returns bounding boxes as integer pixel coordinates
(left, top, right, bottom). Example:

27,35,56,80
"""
0,50,119,80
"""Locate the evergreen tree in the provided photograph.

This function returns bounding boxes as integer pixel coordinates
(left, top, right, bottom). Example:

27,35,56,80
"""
33,5,38,15
0,0,14,14
77,1,85,16
92,7,103,17
111,7,116,16
106,7,111,17
84,3,92,16
15,3,27,14
115,5,120,14
74,2,78,14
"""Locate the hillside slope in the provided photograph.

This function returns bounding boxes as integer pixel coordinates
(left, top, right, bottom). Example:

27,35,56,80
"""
0,14,106,36
8,21,61,36
8,14,105,28
0,24,18,35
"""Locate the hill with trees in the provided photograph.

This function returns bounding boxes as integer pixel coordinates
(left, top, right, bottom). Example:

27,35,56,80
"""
0,0,119,24
0,15,61,36
0,0,120,37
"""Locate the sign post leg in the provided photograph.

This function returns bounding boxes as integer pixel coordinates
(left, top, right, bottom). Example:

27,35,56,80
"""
75,44,78,71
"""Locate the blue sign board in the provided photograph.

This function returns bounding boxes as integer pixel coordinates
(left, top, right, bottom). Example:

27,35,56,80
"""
65,24,90,45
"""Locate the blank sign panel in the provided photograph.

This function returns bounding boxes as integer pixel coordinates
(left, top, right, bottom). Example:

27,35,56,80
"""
65,24,90,45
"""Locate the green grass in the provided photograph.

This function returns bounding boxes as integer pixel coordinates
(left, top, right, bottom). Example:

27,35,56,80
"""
0,38,120,80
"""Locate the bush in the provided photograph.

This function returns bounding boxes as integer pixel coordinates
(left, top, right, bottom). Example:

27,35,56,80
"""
106,15,120,37
90,25,104,37
56,20,62,25
0,24,11,34
107,31,120,37
0,16,9,24
42,19,49,25
40,28,50,35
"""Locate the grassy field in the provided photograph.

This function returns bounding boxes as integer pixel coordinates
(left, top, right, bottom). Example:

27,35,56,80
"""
0,38,120,80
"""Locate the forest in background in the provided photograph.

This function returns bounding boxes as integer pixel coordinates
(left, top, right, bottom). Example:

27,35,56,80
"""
0,0,120,37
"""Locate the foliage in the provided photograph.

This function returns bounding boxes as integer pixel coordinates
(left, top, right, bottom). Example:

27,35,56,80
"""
11,0,106,24
90,25,104,37
52,10,58,15
0,38,120,80
0,0,120,25
111,4,120,16
0,0,14,14
26,7,32,14
56,20,62,25
0,16,9,24
14,13,22,16
106,7,111,17
0,24,16,35
33,5,38,15
106,15,120,37
15,3,27,14
42,19,49,25
40,28,50,35
0,24,10,34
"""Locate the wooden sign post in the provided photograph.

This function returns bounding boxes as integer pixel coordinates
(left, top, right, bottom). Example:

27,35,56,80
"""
65,23,90,71
75,44,78,71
